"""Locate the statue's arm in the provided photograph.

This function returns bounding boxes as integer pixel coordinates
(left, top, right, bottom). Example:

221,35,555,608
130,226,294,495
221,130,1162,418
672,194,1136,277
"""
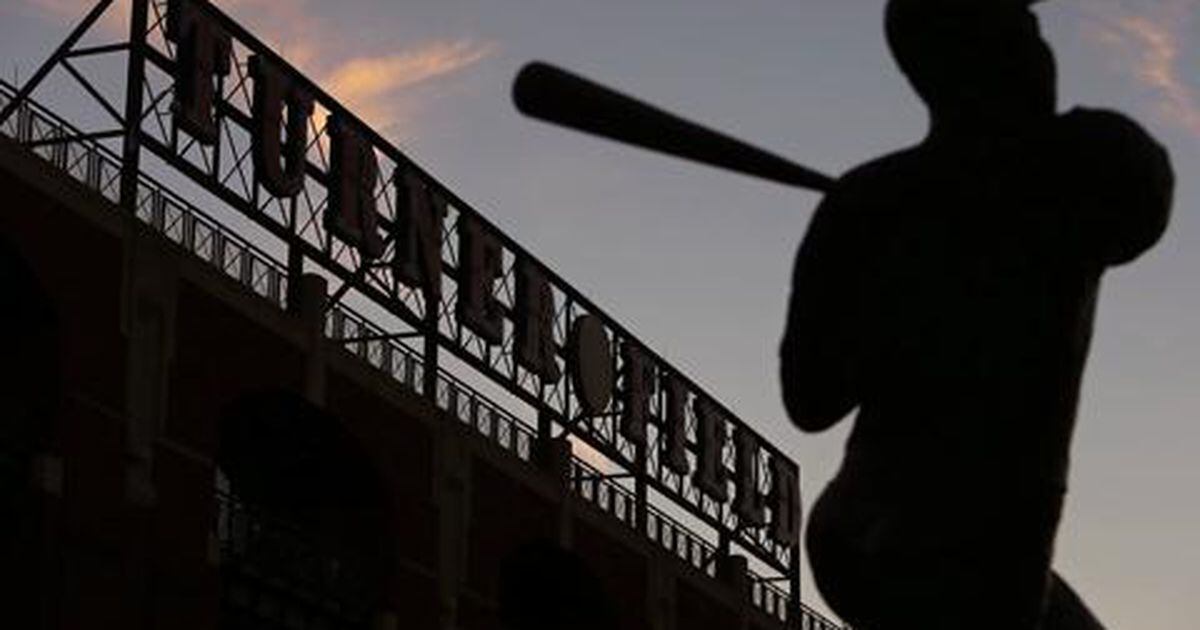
779,187,863,432
1058,108,1174,266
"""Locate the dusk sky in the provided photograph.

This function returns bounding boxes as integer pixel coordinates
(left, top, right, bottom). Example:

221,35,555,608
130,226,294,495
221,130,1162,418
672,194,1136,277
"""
2,0,1197,627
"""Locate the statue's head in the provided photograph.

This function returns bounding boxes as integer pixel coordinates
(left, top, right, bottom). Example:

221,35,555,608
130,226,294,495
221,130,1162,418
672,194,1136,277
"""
885,0,1056,128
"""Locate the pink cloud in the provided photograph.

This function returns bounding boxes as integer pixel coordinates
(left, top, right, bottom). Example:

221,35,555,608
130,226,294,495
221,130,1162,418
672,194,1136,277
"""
211,0,323,71
212,0,497,140
321,40,496,136
1083,0,1200,139
21,0,497,141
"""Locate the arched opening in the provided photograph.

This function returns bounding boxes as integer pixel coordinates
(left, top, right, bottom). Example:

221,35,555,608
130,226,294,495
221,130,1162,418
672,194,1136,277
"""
215,389,392,629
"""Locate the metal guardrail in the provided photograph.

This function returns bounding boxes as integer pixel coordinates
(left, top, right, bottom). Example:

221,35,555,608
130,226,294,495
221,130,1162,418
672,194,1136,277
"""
0,83,844,629
0,86,290,310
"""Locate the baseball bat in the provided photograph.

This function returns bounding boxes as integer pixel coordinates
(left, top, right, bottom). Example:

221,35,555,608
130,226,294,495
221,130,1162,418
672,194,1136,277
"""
513,61,836,193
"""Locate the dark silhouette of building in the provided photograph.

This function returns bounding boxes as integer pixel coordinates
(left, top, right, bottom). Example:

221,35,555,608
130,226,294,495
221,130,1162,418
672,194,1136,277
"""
0,106,829,630
781,1,1173,629
0,0,834,622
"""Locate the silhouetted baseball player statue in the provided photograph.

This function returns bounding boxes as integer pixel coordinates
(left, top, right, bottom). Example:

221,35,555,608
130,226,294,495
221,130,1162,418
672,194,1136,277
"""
780,1,1173,628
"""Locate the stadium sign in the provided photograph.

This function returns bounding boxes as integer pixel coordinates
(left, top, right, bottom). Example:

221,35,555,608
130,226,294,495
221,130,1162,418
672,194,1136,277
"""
0,0,801,583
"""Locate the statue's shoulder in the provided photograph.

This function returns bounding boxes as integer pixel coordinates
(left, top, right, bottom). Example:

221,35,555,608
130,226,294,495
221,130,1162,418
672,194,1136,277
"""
826,146,926,208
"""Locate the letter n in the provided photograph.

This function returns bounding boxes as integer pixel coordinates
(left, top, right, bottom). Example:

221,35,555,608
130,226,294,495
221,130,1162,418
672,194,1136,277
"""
457,213,503,343
394,170,446,302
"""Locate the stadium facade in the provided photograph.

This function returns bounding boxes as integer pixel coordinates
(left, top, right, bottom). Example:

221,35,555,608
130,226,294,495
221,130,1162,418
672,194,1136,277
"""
0,1,844,628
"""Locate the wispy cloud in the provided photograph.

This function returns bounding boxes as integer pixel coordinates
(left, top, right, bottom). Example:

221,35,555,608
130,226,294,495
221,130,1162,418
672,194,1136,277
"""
213,0,323,72
321,40,496,136
21,0,497,141
1082,0,1200,139
211,0,497,139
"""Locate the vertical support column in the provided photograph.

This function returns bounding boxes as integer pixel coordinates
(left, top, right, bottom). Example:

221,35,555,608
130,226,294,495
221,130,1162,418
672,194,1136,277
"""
717,554,749,593
646,556,677,630
788,545,802,629
119,0,151,213
538,409,575,559
295,273,328,407
120,227,179,630
717,554,751,630
434,426,471,630
25,454,64,629
423,292,439,404
537,410,572,481
548,434,574,548
788,466,803,628
713,531,754,629
635,442,648,533
284,243,304,314
537,408,553,448
423,331,439,404
121,230,179,507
